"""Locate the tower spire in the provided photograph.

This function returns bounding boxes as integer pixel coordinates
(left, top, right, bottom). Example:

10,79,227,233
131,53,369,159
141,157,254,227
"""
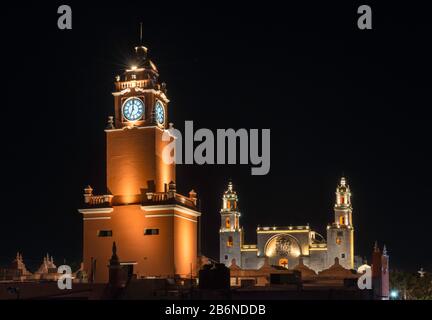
374,240,379,252
134,23,148,62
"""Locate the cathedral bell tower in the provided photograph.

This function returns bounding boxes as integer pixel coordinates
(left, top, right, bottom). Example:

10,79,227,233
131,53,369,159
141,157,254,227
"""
107,44,175,204
219,181,242,267
326,177,354,269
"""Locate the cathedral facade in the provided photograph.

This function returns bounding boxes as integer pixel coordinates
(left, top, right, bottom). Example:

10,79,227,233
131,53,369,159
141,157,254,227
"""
220,178,354,272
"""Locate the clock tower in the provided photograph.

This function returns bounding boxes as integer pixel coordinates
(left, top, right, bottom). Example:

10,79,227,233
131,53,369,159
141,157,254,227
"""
79,43,201,283
107,45,174,205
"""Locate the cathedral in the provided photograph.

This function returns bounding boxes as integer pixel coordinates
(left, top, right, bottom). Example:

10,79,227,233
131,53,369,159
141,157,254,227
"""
78,44,201,283
220,178,355,272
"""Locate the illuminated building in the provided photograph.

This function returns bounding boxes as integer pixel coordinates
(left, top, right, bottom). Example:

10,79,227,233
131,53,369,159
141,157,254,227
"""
78,44,201,283
220,177,355,272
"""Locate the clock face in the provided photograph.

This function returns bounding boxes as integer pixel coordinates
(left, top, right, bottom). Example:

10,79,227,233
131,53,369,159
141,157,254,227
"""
155,101,165,125
122,98,144,121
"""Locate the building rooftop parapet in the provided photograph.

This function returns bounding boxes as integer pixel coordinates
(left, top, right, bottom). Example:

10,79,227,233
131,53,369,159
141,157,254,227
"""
143,189,198,210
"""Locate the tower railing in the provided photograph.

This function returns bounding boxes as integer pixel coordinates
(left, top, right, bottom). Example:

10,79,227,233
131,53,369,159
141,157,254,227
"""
83,194,113,206
144,191,197,208
257,225,310,231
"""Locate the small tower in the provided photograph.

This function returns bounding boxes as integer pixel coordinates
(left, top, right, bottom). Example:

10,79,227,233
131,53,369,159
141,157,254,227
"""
334,177,353,226
327,177,355,269
372,242,390,300
219,181,242,267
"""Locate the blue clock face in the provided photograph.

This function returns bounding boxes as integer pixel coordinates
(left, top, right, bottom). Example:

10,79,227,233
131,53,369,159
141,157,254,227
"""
155,101,165,125
122,98,144,121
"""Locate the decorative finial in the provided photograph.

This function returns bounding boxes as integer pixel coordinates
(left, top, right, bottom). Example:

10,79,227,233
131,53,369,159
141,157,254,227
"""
106,116,115,130
340,177,346,186
383,244,388,255
112,242,117,256
84,185,93,195
139,22,143,44
168,181,176,194
109,242,120,266
228,180,233,192
418,268,426,278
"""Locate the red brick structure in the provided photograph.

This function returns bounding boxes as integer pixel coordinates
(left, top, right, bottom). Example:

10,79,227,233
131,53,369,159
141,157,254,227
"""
371,242,390,300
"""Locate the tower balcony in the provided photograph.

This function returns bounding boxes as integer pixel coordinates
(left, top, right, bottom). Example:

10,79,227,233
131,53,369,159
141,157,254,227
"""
116,79,154,90
143,188,198,210
327,223,353,229
82,185,113,208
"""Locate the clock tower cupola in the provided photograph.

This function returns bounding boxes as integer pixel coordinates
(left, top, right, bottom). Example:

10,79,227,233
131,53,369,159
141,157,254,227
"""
112,45,168,129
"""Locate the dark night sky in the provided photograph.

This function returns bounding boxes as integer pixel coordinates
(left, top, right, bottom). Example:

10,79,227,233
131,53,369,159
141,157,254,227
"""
1,2,431,271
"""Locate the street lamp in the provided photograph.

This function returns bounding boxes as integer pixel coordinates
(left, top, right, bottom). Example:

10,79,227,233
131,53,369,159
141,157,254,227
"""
390,290,399,300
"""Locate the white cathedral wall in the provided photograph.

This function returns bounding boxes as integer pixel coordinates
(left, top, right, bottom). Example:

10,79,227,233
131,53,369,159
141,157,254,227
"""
241,251,265,269
308,250,328,272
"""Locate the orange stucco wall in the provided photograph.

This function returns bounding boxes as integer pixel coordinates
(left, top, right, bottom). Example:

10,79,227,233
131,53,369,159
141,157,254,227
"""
82,117,197,283
83,205,198,283
106,127,175,204
174,213,198,277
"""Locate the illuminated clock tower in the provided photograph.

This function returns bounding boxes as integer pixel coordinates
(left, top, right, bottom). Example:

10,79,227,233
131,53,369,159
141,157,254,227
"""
78,44,201,283
108,45,174,204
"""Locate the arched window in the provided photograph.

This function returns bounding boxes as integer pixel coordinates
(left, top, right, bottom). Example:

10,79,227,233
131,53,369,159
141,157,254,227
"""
336,237,342,245
227,236,233,247
225,217,231,229
339,216,345,225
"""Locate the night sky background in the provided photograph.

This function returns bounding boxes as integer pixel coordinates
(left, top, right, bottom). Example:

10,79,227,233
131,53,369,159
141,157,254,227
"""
1,2,431,272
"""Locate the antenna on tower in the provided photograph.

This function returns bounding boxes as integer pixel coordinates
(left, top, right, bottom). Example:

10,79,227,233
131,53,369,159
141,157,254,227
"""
135,22,147,59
